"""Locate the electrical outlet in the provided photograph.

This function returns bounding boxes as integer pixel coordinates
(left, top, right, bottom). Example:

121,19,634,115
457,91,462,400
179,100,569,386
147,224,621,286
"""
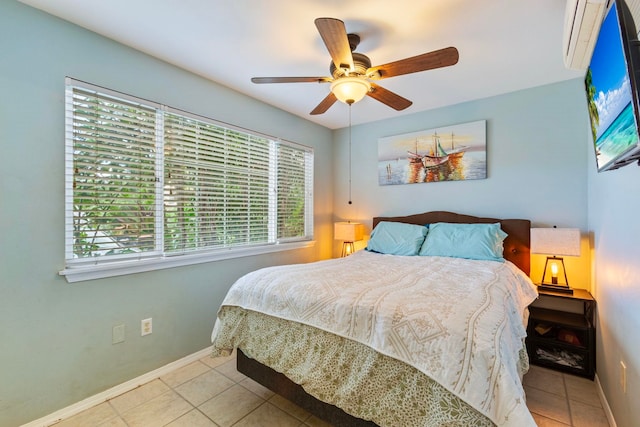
112,324,125,344
620,360,627,393
141,318,152,336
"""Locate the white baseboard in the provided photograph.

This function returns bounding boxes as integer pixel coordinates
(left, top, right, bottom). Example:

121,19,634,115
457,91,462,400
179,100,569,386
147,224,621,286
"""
595,373,617,427
21,346,213,427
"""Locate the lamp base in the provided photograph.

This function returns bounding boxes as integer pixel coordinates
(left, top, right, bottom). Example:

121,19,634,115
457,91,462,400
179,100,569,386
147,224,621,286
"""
539,256,573,294
537,283,574,295
341,242,355,257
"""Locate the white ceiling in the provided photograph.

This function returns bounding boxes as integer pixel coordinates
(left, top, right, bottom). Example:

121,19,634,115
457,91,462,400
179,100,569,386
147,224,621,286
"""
20,0,584,129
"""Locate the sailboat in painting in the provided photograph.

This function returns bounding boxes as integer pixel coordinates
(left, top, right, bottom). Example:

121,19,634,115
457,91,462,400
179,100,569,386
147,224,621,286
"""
445,132,467,159
407,132,465,169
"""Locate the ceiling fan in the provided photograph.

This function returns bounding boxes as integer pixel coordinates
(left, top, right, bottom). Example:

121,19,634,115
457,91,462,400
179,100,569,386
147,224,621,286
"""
251,17,459,115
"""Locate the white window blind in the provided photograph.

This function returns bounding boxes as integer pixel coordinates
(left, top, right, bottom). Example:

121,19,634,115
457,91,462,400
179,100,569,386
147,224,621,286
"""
163,112,272,253
276,142,314,241
63,78,313,278
65,86,160,261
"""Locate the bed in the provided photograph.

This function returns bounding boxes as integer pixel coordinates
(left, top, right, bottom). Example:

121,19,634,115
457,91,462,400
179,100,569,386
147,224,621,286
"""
211,211,538,426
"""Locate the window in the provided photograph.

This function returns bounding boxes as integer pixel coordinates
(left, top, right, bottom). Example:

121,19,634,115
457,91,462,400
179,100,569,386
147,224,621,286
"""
62,78,313,282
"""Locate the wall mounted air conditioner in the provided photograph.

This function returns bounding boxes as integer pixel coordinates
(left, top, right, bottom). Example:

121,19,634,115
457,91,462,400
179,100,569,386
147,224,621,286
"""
563,0,608,69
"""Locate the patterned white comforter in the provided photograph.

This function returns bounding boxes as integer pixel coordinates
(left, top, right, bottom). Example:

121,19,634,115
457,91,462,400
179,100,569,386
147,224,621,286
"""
212,250,538,426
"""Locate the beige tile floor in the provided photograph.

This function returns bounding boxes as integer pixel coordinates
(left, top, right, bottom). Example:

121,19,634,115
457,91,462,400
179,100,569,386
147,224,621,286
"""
51,354,610,427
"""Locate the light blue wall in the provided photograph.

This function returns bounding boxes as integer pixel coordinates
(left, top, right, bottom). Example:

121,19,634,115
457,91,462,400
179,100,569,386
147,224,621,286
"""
588,129,640,427
0,2,332,426
331,80,595,294
333,79,589,231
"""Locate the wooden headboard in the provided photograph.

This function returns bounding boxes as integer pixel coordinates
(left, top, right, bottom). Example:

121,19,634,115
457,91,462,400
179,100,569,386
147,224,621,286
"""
372,211,531,275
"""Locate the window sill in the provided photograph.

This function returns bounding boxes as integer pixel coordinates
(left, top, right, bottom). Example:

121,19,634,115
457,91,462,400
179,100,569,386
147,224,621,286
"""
59,240,315,283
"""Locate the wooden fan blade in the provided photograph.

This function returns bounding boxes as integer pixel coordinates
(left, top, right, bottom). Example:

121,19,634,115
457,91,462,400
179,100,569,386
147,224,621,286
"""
367,47,459,79
315,18,354,72
310,92,337,115
367,82,412,111
252,77,332,84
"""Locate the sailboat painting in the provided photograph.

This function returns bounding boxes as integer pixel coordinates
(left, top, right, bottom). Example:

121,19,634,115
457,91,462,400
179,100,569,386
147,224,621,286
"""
378,120,486,186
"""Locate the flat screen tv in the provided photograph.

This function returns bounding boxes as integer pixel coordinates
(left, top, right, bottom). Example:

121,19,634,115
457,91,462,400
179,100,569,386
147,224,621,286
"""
585,0,640,172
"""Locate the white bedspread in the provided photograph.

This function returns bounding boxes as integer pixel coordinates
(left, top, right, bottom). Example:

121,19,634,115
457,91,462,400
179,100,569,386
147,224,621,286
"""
213,251,538,426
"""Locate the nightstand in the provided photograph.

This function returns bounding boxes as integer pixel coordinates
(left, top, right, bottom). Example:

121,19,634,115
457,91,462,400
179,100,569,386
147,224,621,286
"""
525,288,595,379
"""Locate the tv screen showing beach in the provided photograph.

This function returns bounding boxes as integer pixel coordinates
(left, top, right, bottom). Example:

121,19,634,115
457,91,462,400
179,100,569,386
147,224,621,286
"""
585,0,640,171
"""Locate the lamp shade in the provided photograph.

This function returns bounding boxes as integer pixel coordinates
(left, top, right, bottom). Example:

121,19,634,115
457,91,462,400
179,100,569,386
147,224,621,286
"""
330,77,371,104
334,222,364,242
530,228,581,256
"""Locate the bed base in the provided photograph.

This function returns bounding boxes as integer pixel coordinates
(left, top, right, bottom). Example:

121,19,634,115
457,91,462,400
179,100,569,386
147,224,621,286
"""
237,349,378,426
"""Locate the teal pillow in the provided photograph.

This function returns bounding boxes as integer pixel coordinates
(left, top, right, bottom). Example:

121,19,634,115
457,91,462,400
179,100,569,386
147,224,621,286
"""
418,222,507,262
366,221,428,256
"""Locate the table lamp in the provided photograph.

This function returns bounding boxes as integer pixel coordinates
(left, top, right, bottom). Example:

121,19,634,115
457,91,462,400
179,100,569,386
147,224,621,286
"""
334,222,364,257
530,227,581,294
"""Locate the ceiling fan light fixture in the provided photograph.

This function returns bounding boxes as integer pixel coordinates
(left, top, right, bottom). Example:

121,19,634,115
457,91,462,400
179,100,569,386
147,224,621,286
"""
330,76,371,104
252,18,458,115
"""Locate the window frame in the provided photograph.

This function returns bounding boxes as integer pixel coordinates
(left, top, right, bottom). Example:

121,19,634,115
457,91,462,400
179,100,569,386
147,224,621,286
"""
60,78,314,283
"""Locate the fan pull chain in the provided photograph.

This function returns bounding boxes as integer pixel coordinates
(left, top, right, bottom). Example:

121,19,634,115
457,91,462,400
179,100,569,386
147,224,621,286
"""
348,102,353,205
